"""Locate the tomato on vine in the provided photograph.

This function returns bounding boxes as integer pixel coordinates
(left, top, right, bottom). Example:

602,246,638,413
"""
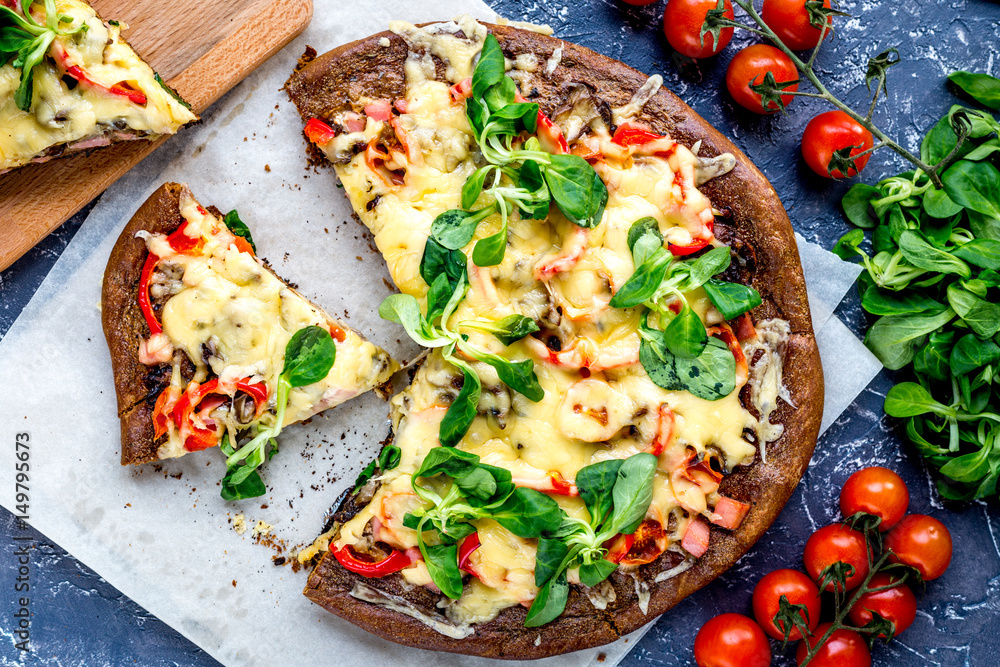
847,572,917,639
726,44,799,113
840,466,910,531
752,569,821,641
693,613,771,667
801,110,874,178
885,514,953,580
796,624,871,667
803,524,870,592
664,0,734,59
761,0,834,51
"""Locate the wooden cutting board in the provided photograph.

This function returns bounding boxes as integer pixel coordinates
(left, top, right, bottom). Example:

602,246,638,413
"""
0,0,313,272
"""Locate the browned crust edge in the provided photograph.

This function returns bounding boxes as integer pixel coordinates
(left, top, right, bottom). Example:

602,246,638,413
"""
286,23,824,659
102,182,186,465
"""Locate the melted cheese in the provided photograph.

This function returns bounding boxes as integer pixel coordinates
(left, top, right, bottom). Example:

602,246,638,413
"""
0,1,196,171
325,17,789,631
140,187,398,459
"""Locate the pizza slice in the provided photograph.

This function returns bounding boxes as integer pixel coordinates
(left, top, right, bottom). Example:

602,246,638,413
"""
285,18,822,657
101,183,399,500
0,0,197,174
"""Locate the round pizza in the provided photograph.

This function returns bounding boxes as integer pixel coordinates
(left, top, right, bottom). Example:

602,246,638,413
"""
282,17,823,658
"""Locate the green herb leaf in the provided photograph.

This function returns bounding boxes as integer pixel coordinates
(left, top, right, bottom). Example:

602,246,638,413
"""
861,286,945,316
884,382,956,418
491,487,565,538
832,228,865,260
420,236,469,291
154,72,192,110
609,452,658,535
281,325,336,387
864,309,956,370
220,467,266,500
579,559,618,588
922,187,963,219
948,71,1000,110
914,331,955,381
950,333,1000,377
543,154,608,229
462,168,490,210
609,253,671,309
664,304,708,359
841,183,881,228
432,208,486,250
943,160,1000,220
524,571,568,628
575,459,624,526
947,283,1000,338
423,541,464,599
464,314,539,346
640,325,736,400
472,227,507,266
534,537,569,586
414,446,481,480
479,354,544,402
898,230,971,278
964,138,1000,161
379,293,451,347
223,210,256,252
678,246,732,291
703,278,762,320
954,239,1000,270
439,366,481,447
471,33,504,99
627,217,665,266
940,446,993,483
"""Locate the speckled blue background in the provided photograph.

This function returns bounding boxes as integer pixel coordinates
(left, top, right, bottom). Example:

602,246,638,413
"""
3,1,1000,665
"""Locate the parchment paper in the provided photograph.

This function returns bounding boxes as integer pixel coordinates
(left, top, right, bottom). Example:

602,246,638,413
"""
0,2,880,664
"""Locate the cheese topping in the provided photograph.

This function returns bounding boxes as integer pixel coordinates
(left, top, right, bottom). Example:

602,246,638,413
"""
0,1,197,172
138,187,397,460
320,18,790,631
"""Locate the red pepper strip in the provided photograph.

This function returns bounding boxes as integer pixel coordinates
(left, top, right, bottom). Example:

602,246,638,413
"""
152,389,172,439
604,533,634,564
231,236,254,256
170,378,270,451
611,125,663,147
138,252,162,335
304,117,337,146
64,65,147,105
333,545,416,577
668,220,715,256
536,112,568,155
458,532,480,574
166,220,205,254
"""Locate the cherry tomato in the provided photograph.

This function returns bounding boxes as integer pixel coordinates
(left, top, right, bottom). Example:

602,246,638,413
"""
725,44,799,114
796,623,871,667
664,0,734,59
694,613,771,667
801,110,874,178
752,569,821,641
803,524,870,592
885,514,953,580
847,573,917,639
761,0,833,51
840,467,910,531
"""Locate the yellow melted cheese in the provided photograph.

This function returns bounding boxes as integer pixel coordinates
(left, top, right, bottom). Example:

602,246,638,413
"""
140,187,398,460
324,18,787,629
0,1,196,171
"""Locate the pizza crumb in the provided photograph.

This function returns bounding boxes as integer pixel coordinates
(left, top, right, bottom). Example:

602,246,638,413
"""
264,164,271,172
232,580,237,587
233,513,247,535
252,520,273,538
596,653,606,662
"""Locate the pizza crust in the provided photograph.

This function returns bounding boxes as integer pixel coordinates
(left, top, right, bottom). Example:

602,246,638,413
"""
286,22,822,658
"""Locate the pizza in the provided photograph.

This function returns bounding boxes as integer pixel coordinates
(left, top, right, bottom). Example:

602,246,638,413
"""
0,0,197,174
101,182,398,499
282,17,823,658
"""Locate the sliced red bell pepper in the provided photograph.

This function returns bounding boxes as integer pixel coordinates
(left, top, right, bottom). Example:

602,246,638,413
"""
611,125,663,147
536,112,568,155
231,236,255,256
138,252,162,335
170,378,269,451
166,220,205,254
64,65,147,105
333,544,417,577
304,117,337,146
458,532,480,574
668,220,715,256
604,533,635,564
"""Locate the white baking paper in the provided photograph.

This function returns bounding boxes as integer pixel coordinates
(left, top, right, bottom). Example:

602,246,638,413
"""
0,2,880,665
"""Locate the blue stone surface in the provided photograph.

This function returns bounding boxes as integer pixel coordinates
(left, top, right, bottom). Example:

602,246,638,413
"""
3,1,1000,664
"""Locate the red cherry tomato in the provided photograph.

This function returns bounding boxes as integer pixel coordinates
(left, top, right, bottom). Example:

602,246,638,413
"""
847,573,917,639
664,0,734,59
693,613,771,667
796,623,871,667
803,524,870,592
840,467,910,531
752,569,821,641
885,514,953,580
801,110,874,178
761,0,833,51
725,44,799,114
